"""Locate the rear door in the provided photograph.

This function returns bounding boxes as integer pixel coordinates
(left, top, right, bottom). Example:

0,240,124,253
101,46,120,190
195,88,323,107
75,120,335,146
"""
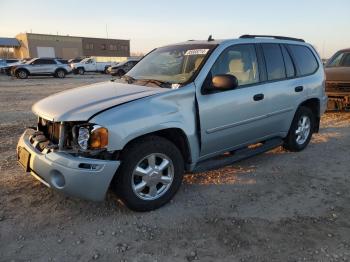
196,44,275,158
42,59,58,73
260,43,320,134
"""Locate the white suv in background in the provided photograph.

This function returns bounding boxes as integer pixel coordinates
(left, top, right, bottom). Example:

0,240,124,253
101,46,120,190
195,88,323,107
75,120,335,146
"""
11,58,72,79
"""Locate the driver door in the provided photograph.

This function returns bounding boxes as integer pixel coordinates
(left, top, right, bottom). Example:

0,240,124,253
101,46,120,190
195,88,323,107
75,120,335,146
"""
196,44,273,158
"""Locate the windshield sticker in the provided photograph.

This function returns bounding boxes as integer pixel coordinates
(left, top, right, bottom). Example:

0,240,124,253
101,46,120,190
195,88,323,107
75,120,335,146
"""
184,49,209,56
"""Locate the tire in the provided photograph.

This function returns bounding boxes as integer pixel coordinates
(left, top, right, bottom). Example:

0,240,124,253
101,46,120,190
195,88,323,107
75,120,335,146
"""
283,106,315,152
55,69,66,78
78,68,85,75
113,136,184,211
16,69,28,79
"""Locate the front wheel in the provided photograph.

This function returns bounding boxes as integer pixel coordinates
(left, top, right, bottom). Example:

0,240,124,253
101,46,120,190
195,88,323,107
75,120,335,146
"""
55,69,66,78
113,136,184,211
16,69,28,79
78,68,85,75
283,106,315,151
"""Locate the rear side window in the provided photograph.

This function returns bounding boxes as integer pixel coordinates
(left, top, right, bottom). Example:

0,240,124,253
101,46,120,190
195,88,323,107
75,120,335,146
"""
288,45,318,76
261,44,286,81
281,45,295,78
340,53,350,67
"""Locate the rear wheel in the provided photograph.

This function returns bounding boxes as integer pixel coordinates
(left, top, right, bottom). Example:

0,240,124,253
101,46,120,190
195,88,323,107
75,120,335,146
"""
283,106,315,151
55,69,66,78
16,69,28,79
113,136,184,211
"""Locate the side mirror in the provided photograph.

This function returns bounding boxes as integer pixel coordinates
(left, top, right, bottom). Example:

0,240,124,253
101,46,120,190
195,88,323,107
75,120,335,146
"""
211,74,238,91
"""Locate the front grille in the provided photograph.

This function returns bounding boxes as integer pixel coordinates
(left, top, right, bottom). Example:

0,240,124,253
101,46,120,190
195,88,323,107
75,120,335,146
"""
38,118,61,144
326,82,350,92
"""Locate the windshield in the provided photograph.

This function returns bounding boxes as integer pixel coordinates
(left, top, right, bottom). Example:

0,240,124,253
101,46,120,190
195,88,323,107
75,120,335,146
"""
126,44,216,86
25,58,36,64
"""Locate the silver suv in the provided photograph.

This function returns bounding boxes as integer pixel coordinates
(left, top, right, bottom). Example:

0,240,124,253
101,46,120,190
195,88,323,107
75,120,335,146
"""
17,35,327,211
12,58,72,79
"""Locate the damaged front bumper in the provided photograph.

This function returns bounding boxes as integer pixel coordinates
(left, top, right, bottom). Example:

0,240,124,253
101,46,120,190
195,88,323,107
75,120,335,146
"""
16,129,120,201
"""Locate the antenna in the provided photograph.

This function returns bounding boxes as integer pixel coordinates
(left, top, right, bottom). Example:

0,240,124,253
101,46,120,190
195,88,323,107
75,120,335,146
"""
208,35,214,41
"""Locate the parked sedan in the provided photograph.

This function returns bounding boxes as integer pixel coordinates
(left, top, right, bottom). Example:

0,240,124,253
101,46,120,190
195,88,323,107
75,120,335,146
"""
107,59,139,77
325,48,350,110
11,58,72,79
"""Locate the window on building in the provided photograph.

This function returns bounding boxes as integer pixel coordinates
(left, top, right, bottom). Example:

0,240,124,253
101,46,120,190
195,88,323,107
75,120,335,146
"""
109,44,117,51
85,43,93,50
101,44,106,50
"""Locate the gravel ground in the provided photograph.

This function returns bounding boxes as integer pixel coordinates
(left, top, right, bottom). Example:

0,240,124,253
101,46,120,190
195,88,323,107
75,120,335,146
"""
0,74,350,262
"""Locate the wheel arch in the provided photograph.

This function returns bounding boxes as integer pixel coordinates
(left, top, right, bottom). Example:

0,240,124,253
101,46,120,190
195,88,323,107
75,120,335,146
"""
15,67,29,74
55,67,68,74
119,128,192,168
298,98,320,132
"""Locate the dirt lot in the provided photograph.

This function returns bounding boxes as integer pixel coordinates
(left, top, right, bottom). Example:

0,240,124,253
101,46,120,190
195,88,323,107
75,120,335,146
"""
0,74,350,262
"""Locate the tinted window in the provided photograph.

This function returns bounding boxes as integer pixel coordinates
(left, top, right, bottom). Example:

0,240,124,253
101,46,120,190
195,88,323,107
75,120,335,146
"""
210,44,259,86
281,45,295,78
340,53,350,67
262,44,286,80
58,59,68,64
41,59,56,65
288,45,318,76
31,59,43,65
327,52,344,67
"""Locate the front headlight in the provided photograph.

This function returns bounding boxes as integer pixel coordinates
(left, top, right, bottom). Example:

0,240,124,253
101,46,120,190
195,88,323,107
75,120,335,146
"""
78,127,90,150
76,125,108,150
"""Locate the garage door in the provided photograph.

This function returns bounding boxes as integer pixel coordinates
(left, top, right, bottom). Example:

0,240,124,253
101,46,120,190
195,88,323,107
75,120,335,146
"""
37,47,55,58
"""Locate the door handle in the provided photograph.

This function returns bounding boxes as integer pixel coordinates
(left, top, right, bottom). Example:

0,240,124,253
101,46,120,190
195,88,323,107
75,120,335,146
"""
295,86,303,92
253,93,264,101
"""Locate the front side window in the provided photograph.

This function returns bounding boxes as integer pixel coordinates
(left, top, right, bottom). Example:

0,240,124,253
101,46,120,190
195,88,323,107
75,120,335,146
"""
288,45,318,76
326,52,344,67
210,44,259,86
262,44,286,80
127,44,216,85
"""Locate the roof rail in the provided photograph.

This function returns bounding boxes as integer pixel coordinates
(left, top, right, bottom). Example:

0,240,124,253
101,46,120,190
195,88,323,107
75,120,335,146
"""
239,34,305,42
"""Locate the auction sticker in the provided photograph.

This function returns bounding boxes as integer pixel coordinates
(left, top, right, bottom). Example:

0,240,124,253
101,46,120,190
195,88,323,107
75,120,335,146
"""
184,49,209,56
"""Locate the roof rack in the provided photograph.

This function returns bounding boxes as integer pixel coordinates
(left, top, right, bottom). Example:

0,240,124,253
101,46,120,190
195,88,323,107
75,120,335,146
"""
239,34,305,42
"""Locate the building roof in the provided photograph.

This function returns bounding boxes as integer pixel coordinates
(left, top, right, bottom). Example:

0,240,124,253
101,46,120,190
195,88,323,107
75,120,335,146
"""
0,37,20,47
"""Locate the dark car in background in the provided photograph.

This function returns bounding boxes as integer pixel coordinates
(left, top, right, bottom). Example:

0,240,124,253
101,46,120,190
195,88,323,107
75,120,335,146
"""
0,59,23,75
325,48,350,110
107,59,139,77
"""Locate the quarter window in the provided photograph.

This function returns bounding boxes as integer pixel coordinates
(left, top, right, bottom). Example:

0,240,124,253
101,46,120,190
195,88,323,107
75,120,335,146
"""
210,44,259,86
262,44,286,80
288,45,318,76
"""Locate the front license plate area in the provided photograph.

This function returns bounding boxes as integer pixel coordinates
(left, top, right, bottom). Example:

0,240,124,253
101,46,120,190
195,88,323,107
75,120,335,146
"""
18,147,31,172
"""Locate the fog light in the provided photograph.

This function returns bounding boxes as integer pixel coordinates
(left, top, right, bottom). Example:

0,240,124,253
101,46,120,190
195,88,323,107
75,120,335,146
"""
50,170,65,189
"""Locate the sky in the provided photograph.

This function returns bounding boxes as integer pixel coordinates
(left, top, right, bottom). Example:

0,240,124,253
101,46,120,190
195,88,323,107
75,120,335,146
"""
0,0,349,58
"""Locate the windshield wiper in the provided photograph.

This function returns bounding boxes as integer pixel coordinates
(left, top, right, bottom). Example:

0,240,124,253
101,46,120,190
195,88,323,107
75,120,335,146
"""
121,75,136,84
135,79,172,88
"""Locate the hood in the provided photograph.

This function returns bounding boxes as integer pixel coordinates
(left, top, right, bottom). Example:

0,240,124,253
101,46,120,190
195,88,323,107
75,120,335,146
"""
32,81,169,121
325,67,350,82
